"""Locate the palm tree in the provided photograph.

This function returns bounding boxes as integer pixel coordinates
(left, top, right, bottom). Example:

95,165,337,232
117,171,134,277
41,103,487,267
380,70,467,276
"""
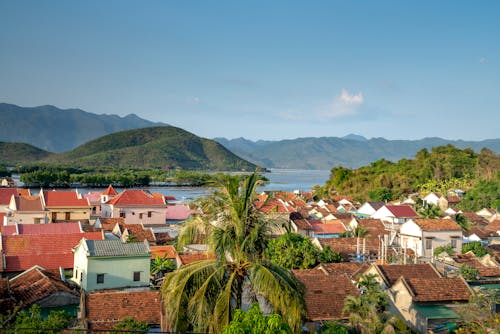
161,173,305,333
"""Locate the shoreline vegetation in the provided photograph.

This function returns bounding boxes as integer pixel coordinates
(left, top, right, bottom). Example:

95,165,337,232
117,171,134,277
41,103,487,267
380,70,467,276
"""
12,165,270,188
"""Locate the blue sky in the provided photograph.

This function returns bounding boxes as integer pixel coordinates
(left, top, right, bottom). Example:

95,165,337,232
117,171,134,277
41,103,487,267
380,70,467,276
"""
1,1,498,141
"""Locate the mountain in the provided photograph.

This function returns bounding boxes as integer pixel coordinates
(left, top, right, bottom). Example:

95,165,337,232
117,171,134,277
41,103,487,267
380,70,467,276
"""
214,136,500,169
0,103,166,152
43,126,257,171
0,142,53,165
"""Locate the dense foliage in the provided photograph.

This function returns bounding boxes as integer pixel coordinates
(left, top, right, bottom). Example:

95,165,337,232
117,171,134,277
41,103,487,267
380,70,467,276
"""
110,317,149,334
320,145,500,203
1,304,71,334
222,304,291,334
265,233,342,269
462,241,492,257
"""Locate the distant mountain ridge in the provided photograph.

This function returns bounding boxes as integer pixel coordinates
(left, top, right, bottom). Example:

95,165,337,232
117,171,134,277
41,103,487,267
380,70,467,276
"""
214,136,500,169
0,103,166,152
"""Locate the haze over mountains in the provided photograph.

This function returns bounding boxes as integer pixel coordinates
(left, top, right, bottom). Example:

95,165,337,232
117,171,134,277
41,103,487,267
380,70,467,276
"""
0,103,165,152
1,103,499,170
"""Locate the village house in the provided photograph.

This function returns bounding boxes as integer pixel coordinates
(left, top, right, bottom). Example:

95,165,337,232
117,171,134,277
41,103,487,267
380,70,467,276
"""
71,238,151,292
83,191,102,218
100,189,168,225
356,201,385,218
0,177,15,187
371,204,419,226
81,289,161,331
309,219,347,238
41,189,91,223
293,268,359,333
0,188,26,213
4,194,46,225
399,219,463,258
313,236,380,262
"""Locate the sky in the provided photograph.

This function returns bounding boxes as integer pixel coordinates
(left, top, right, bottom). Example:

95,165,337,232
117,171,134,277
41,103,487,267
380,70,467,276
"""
1,1,499,141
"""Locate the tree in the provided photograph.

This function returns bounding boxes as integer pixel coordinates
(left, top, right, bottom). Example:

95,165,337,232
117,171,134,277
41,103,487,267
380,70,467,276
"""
110,317,149,334
462,241,492,257
456,288,500,333
9,304,71,334
459,264,479,281
161,173,305,333
221,303,290,334
417,203,442,218
433,244,454,257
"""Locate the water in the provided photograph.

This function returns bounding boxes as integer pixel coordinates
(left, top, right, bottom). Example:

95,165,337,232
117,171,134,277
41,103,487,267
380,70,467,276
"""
26,169,331,202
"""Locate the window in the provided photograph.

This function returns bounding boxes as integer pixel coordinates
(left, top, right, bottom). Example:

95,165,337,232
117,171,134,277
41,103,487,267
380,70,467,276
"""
451,239,457,249
97,274,105,284
133,271,141,282
139,213,143,219
119,212,126,218
65,212,71,220
34,218,41,224
147,211,152,218
425,238,432,250
52,212,57,221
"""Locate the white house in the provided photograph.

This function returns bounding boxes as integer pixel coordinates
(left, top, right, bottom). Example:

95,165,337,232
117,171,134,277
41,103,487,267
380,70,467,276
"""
371,205,419,225
357,202,385,218
399,219,463,258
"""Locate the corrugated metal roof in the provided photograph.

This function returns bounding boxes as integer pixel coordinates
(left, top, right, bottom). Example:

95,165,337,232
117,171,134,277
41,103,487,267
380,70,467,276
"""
85,239,150,257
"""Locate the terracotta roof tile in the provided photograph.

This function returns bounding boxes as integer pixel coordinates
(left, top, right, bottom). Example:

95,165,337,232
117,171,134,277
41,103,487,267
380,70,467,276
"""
9,266,77,307
0,188,18,205
153,232,173,245
318,237,380,259
0,278,15,312
318,262,369,278
10,223,82,235
462,211,489,225
86,289,160,330
13,195,44,212
485,220,500,233
2,232,104,272
376,263,441,286
293,270,359,321
42,190,90,207
121,224,156,243
357,219,387,237
150,245,178,260
404,277,471,302
412,218,462,231
179,253,216,265
107,190,166,207
385,205,419,218
102,185,118,196
310,220,346,235
165,205,193,220
83,191,102,203
452,253,500,277
98,217,125,231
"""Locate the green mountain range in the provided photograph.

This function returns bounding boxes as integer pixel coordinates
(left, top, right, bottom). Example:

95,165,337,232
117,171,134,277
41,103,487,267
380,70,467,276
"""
215,136,500,169
32,126,257,171
0,142,53,165
0,103,165,152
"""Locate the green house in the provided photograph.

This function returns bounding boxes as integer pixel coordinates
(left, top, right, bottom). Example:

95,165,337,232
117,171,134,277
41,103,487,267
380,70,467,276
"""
71,238,151,292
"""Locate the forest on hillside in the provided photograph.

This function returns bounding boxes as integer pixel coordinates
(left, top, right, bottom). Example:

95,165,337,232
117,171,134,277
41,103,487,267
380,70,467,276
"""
318,145,500,210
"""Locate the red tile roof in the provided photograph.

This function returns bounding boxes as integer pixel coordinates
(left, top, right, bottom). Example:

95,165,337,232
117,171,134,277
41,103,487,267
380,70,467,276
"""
318,237,380,259
403,277,471,302
102,185,118,196
9,266,77,307
452,253,500,278
97,217,125,231
1,232,103,272
42,190,90,207
179,253,216,265
86,290,160,330
412,218,462,231
357,219,387,237
317,262,369,278
0,188,17,205
10,223,82,235
375,263,441,286
83,191,102,203
385,205,419,218
293,269,359,321
165,205,193,220
121,224,156,243
107,190,166,207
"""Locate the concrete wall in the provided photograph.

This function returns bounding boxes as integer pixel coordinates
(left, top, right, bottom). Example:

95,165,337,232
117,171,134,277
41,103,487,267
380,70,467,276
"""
4,212,46,225
47,208,90,222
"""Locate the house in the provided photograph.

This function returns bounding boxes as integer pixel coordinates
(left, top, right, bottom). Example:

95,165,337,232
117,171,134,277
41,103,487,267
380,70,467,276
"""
313,237,380,262
309,219,347,238
371,205,419,226
1,177,15,187
82,289,161,331
477,208,499,223
100,184,118,203
444,252,500,280
289,212,314,237
0,230,104,276
4,194,46,225
83,191,102,217
399,219,463,258
71,239,150,292
0,222,83,236
293,269,359,332
357,201,385,218
316,262,369,279
363,263,470,333
423,192,449,210
150,245,181,268
390,276,471,333
41,190,91,223
0,188,20,212
100,189,168,225
9,265,79,315
348,218,388,238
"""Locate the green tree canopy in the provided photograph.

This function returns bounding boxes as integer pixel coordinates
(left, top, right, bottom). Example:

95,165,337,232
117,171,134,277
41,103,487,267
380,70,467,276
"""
222,303,290,334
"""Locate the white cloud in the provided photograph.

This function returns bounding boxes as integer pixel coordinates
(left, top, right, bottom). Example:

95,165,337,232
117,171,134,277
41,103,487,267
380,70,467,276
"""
321,89,364,118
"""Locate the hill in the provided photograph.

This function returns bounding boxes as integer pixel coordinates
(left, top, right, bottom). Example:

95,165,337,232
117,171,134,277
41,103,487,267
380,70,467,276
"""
319,145,500,204
43,126,257,171
215,137,500,169
0,103,166,152
0,142,53,165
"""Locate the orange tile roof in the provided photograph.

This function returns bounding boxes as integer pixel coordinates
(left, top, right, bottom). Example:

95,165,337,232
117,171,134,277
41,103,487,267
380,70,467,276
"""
318,262,369,278
122,224,156,243
357,219,387,237
318,237,380,259
485,220,500,233
107,190,166,207
385,205,419,218
310,220,346,235
42,190,89,207
150,245,178,260
293,269,359,321
452,253,500,278
404,277,471,302
0,188,17,205
14,195,44,212
86,290,160,330
9,266,77,307
98,217,125,231
376,263,441,286
412,218,462,231
179,253,216,265
102,185,117,196
1,232,104,272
